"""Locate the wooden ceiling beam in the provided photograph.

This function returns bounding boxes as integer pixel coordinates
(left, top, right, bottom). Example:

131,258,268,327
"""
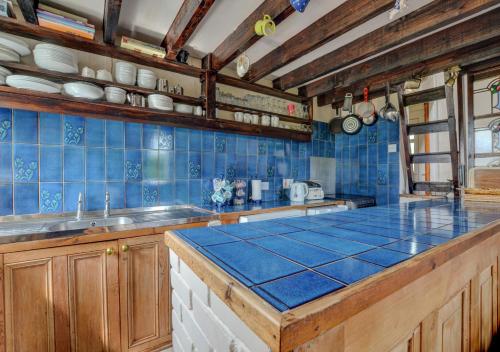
103,0,122,44
210,0,294,71
274,0,498,91
299,8,500,99
245,0,394,83
162,0,215,59
317,38,500,108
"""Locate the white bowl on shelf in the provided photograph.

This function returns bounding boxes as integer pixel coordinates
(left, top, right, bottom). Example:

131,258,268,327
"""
63,81,104,100
114,61,137,85
105,86,126,104
174,103,193,114
137,69,157,89
148,94,173,111
6,75,61,93
0,32,30,56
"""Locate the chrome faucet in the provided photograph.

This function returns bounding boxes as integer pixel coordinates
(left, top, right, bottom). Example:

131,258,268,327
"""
76,192,83,220
104,192,111,218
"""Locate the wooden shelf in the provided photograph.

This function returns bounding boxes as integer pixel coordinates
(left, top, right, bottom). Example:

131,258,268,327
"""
0,62,204,106
216,102,311,125
0,86,311,141
0,17,203,78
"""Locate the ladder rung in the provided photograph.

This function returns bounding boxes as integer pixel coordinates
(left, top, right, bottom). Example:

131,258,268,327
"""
410,152,451,164
413,182,453,193
407,120,449,135
403,86,446,106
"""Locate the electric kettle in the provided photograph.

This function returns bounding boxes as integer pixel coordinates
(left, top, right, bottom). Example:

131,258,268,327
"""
290,182,308,202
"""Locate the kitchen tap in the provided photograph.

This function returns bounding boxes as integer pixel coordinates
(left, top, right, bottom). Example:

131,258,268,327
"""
76,192,83,220
104,192,111,218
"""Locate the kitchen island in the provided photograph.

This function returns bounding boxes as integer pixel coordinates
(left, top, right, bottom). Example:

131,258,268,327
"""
166,200,500,351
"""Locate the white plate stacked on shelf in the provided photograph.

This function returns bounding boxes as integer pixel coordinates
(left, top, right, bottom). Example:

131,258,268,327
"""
33,43,78,73
0,32,30,56
114,61,137,85
137,69,157,89
6,75,61,93
175,103,193,114
0,44,20,62
63,81,104,100
0,66,12,85
105,86,126,104
148,94,173,111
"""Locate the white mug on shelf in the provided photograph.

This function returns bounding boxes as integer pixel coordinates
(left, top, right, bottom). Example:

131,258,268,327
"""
243,113,252,124
81,66,95,79
271,115,279,127
234,112,244,122
96,69,112,82
194,106,203,116
261,114,270,126
251,114,259,125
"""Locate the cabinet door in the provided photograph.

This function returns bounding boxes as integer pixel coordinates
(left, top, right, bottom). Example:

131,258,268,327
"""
4,242,120,352
118,235,171,352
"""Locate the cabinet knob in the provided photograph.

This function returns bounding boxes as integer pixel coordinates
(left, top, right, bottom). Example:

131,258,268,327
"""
106,248,114,255
121,244,129,252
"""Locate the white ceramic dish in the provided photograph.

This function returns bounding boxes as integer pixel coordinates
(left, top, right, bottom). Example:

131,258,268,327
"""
0,44,20,62
105,87,126,104
137,76,156,89
6,75,61,93
0,32,30,56
174,103,193,114
0,65,12,77
33,44,78,73
148,94,173,110
114,61,137,85
63,81,104,100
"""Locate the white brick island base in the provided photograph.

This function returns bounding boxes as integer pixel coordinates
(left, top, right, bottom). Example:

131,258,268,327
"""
169,250,271,352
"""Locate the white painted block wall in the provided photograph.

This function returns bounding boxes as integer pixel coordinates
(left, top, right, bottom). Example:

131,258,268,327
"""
169,250,271,352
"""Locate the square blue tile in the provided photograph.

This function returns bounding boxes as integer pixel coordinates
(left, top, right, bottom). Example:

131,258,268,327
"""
255,271,344,310
85,118,105,147
40,146,62,182
86,148,105,181
39,183,63,214
106,149,124,181
143,124,158,149
215,134,226,153
202,152,214,179
314,227,396,246
106,120,124,148
125,150,142,181
125,122,142,149
63,147,84,182
204,241,304,285
215,153,226,176
0,144,12,182
383,240,433,255
39,112,62,145
64,115,85,146
216,223,271,239
189,179,201,204
202,131,214,152
250,236,345,267
13,109,38,144
189,130,202,152
159,182,175,205
175,180,188,204
14,183,38,214
14,144,38,183
142,150,158,180
125,182,142,208
175,151,188,179
404,234,449,246
248,221,301,235
159,126,174,150
236,136,247,155
0,184,13,215
86,182,106,211
176,227,239,247
63,182,85,212
285,231,375,255
354,248,412,267
158,150,174,181
107,182,125,209
316,257,384,284
0,108,12,143
143,182,159,206
175,128,189,150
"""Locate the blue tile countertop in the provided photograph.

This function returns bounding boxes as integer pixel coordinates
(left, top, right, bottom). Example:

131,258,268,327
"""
172,200,500,312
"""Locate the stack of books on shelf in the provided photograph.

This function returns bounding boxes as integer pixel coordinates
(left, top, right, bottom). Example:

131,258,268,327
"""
120,36,166,59
36,3,95,40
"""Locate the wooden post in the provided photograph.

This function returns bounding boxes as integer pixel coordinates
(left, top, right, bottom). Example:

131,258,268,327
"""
466,74,475,180
202,54,216,120
397,85,414,194
445,85,460,197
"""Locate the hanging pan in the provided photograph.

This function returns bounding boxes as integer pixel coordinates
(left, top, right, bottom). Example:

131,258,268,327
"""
329,108,343,133
341,109,362,135
358,87,377,126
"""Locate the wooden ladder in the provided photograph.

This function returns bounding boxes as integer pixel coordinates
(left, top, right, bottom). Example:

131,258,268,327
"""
398,85,459,196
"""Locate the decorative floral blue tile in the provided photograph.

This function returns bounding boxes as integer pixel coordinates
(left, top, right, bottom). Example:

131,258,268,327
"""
86,182,106,211
215,135,226,153
316,257,384,284
383,240,433,255
158,151,174,180
249,236,345,267
285,231,375,255
0,144,12,182
143,182,159,206
39,183,62,214
203,241,304,285
14,144,38,183
64,115,85,145
0,108,12,143
106,120,124,148
0,184,13,215
13,109,38,144
106,149,124,181
159,126,174,150
14,183,38,214
107,182,125,209
255,271,344,310
39,112,61,145
125,182,142,208
85,118,105,147
86,148,105,181
64,147,84,182
125,122,142,149
188,152,201,179
143,124,159,149
63,182,84,212
354,248,412,267
125,150,142,181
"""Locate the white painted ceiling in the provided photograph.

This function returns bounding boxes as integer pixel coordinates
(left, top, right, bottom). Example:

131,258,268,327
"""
39,0,473,86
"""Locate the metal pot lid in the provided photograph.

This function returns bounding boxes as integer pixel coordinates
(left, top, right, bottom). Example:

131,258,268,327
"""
362,113,378,126
342,114,362,135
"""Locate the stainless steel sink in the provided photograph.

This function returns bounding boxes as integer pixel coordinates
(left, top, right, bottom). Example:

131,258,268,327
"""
48,216,134,232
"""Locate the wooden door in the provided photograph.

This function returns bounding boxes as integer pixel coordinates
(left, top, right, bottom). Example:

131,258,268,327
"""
3,242,120,352
118,235,171,352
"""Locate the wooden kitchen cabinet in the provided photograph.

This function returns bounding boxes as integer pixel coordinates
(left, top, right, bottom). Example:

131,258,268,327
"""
118,235,171,352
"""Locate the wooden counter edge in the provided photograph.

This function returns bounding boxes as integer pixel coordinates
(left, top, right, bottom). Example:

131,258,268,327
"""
279,219,500,351
164,231,283,352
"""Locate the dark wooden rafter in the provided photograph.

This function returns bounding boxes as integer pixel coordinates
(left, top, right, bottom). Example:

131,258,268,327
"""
209,0,294,71
246,0,394,83
403,87,446,107
163,0,215,60
103,0,122,44
274,0,498,91
17,0,38,24
301,8,500,99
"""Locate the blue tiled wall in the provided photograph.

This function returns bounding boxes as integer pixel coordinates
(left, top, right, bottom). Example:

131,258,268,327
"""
335,119,400,205
0,108,334,215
